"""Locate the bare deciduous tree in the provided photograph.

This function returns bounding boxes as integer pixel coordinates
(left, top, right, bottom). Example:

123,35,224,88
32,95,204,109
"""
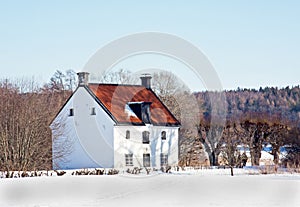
196,117,224,166
99,69,138,84
0,78,72,172
219,121,244,176
195,91,227,166
65,69,77,92
44,69,77,93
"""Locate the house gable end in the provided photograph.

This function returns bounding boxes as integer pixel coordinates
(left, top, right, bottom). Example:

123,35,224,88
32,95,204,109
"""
49,88,78,127
83,85,119,124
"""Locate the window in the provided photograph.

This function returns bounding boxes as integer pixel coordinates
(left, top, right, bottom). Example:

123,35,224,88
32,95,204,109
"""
160,153,168,167
143,153,150,167
142,131,150,144
126,130,130,139
125,154,133,166
161,131,166,140
69,108,74,116
91,107,96,115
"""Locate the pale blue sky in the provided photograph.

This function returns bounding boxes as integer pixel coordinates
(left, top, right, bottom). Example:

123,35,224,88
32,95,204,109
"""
0,1,299,91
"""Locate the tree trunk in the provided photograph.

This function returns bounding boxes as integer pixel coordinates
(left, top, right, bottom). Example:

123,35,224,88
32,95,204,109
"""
210,151,220,166
273,152,279,165
211,151,216,166
254,155,260,166
250,148,255,166
230,166,234,176
250,137,262,166
199,138,215,166
272,146,280,165
250,149,261,166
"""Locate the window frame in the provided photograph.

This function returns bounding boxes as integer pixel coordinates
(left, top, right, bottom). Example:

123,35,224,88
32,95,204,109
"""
143,153,151,167
126,130,130,139
69,108,74,116
161,131,166,140
160,153,168,167
125,154,133,166
91,107,96,115
142,131,150,144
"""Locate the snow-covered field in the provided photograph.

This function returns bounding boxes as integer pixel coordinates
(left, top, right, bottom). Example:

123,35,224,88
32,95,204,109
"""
1,169,300,207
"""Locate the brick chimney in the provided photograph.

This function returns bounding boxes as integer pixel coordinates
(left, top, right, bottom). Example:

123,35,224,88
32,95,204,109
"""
140,74,152,89
77,72,90,86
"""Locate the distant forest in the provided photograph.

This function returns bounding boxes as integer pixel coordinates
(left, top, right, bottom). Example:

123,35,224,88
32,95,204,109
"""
196,86,300,124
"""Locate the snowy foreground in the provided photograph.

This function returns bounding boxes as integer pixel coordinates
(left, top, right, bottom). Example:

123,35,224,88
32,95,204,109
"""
0,169,300,207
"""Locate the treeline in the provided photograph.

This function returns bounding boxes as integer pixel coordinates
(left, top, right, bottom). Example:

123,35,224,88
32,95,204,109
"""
198,86,300,123
179,86,300,169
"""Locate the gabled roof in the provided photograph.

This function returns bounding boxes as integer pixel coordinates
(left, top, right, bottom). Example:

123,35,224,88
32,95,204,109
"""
88,83,180,126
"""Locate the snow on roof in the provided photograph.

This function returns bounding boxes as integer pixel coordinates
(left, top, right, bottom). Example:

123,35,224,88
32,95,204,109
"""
124,103,138,118
260,151,274,160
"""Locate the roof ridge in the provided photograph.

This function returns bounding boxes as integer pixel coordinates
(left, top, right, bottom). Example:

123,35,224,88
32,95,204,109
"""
88,83,144,87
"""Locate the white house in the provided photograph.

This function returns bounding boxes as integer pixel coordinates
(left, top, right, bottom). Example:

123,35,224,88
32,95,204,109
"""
51,72,180,170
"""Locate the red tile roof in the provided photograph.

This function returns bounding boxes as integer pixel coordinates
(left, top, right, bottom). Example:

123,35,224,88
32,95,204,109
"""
88,84,180,126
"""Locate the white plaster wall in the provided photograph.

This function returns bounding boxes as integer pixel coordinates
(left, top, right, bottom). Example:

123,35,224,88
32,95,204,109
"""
114,125,179,168
52,87,115,170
